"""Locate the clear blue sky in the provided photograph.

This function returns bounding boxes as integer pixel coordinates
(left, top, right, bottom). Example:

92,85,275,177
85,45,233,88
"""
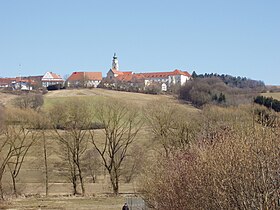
0,0,279,84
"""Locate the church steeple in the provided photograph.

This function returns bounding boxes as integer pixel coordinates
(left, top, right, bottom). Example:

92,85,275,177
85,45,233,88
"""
112,53,119,71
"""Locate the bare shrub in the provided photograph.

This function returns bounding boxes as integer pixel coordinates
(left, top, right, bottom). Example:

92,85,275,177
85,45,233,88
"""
12,93,44,111
144,102,199,157
82,148,102,183
141,105,280,209
121,144,146,183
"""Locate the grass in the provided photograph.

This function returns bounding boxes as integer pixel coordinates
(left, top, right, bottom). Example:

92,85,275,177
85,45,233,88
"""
262,92,280,101
1,196,125,210
1,88,198,209
43,88,198,113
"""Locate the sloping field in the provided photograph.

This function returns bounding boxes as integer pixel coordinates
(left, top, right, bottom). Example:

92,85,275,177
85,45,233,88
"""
45,88,167,101
262,92,280,101
1,88,198,209
44,88,198,111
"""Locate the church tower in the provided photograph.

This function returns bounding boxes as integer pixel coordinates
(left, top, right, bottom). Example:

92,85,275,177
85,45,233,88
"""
112,53,119,71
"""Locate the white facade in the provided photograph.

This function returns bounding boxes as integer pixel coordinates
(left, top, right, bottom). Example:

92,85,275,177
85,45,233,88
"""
42,72,64,87
161,83,167,91
67,80,100,88
14,82,32,90
168,74,190,86
144,74,190,87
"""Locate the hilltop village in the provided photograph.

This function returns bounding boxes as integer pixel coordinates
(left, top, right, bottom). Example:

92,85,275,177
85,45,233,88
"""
0,54,191,93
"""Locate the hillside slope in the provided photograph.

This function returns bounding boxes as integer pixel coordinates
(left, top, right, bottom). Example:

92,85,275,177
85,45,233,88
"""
262,92,280,101
44,88,198,111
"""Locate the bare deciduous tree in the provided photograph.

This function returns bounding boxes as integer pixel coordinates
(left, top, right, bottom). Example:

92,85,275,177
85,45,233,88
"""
82,148,102,183
30,111,51,197
49,99,93,196
145,102,199,157
0,108,37,199
7,126,37,197
91,99,142,195
0,130,14,199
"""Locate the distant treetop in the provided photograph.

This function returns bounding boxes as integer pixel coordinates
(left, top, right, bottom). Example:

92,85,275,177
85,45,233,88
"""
195,73,265,89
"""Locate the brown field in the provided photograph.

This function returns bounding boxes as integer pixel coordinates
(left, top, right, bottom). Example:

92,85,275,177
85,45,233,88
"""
1,196,125,210
262,92,280,101
43,88,197,111
1,88,198,209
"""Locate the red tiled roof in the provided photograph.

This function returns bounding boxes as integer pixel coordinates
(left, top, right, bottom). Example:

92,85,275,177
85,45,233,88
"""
15,77,30,83
172,69,191,77
0,78,15,85
29,76,44,81
122,71,133,75
68,72,102,81
111,69,122,74
50,72,62,80
116,73,145,82
111,68,133,76
139,69,191,78
42,72,64,82
116,74,132,81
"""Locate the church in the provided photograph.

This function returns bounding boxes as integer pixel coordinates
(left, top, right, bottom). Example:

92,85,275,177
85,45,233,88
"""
106,53,133,79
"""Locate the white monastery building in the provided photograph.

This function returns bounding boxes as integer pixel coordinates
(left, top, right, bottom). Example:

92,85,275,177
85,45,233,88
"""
106,53,191,90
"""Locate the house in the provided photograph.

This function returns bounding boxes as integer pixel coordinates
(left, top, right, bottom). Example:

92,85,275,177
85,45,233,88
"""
0,75,43,90
0,78,15,88
14,77,39,90
67,72,102,88
41,72,64,88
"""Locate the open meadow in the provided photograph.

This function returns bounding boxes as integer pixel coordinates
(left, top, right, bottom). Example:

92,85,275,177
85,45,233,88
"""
43,88,198,110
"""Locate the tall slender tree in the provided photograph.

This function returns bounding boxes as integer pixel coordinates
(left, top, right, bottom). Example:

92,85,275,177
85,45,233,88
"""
91,99,142,195
49,99,93,196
